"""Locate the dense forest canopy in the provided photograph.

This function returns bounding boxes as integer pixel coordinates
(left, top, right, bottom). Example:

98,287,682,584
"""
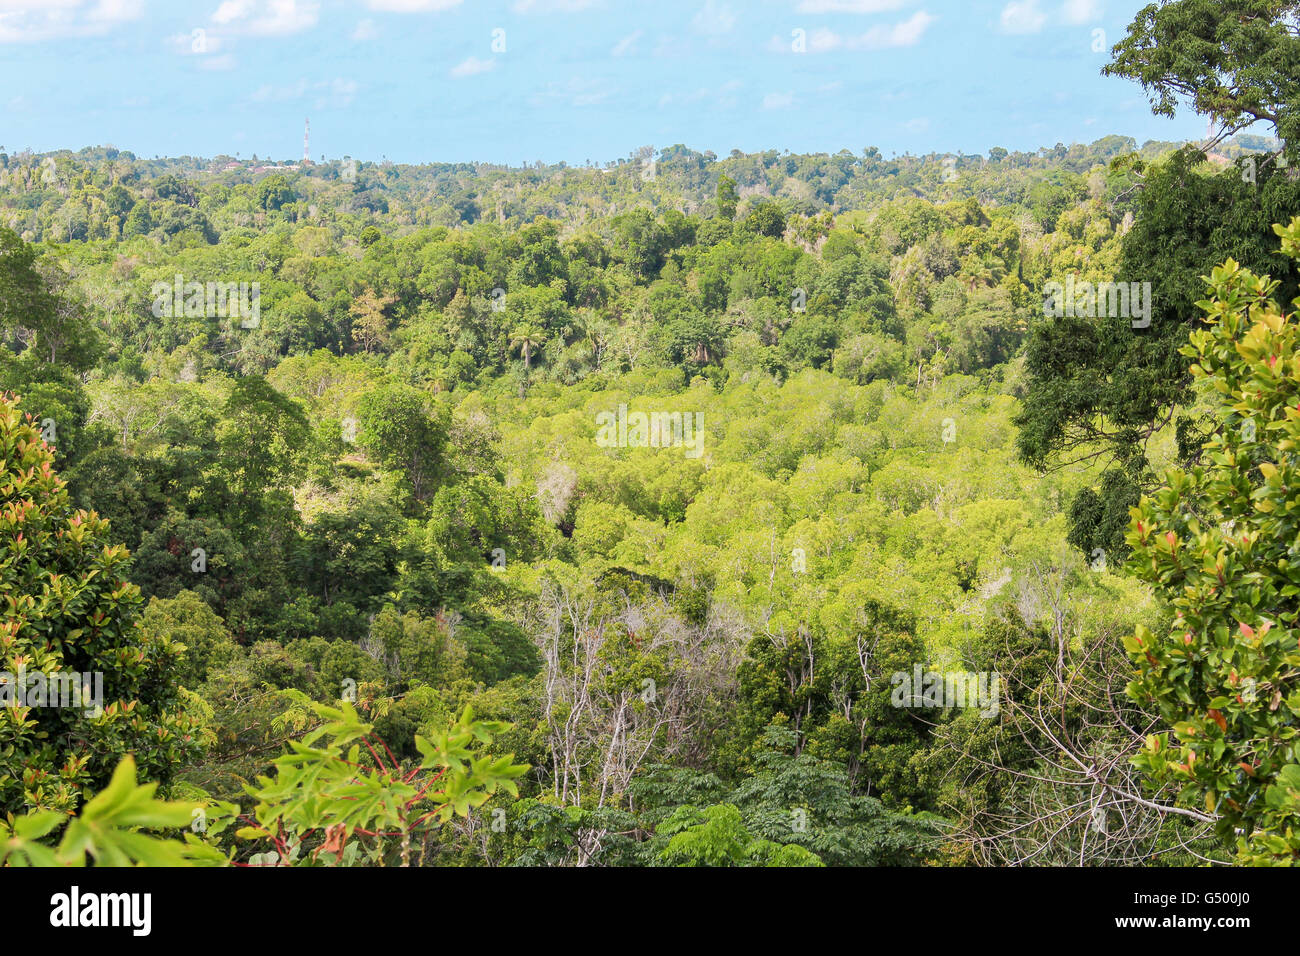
4,0,1300,870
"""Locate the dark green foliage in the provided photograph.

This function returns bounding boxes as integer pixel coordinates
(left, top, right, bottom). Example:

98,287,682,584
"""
1017,148,1300,556
257,174,296,212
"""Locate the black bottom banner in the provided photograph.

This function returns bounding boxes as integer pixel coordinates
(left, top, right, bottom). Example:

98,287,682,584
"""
4,864,1282,944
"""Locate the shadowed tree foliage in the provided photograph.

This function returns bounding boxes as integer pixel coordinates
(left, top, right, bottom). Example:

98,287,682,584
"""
1016,0,1300,560
1016,147,1300,560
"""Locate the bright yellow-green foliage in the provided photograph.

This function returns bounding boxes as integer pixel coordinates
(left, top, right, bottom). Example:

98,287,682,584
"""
2,702,527,867
236,698,527,867
657,804,823,867
491,366,1145,655
0,756,223,866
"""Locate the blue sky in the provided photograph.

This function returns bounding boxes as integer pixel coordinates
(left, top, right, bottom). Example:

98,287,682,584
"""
0,0,1211,165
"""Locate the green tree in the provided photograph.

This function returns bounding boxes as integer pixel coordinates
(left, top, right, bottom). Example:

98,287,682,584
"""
1126,220,1300,864
0,227,54,352
349,287,397,354
104,184,133,222
236,700,528,866
716,174,739,221
743,200,787,239
212,377,309,526
357,384,449,502
258,174,296,212
657,803,823,867
122,202,152,237
610,209,670,281
0,756,224,867
509,324,546,371
1104,0,1300,156
1,704,527,868
728,725,941,865
140,590,240,689
1017,148,1300,559
0,393,201,818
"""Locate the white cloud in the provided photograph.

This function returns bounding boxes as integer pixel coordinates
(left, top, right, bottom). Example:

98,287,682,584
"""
795,10,935,52
904,117,930,132
87,0,143,23
366,0,462,10
691,0,735,35
512,0,598,11
530,76,611,107
321,77,357,108
610,29,642,56
450,55,495,77
1061,0,1101,24
999,0,1046,34
795,0,909,11
351,18,378,40
660,79,742,109
762,91,794,110
213,0,319,36
250,77,356,108
875,9,932,45
199,53,238,70
0,0,142,43
212,0,251,23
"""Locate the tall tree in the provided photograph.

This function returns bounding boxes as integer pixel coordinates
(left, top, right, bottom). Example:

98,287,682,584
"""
0,227,54,354
350,287,397,354
212,376,310,526
716,174,739,221
1104,0,1300,156
1018,147,1300,559
357,383,449,502
508,324,545,371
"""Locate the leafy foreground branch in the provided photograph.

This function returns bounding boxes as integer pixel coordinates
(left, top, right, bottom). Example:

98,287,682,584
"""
1126,216,1300,865
1,701,528,867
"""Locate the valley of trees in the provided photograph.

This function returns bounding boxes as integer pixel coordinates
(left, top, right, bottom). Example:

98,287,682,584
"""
3,0,1300,869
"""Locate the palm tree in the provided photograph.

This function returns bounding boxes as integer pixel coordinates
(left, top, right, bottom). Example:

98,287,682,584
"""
510,325,546,371
958,257,1005,292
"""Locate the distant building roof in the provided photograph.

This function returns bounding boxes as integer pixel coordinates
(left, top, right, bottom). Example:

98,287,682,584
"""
218,161,301,173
